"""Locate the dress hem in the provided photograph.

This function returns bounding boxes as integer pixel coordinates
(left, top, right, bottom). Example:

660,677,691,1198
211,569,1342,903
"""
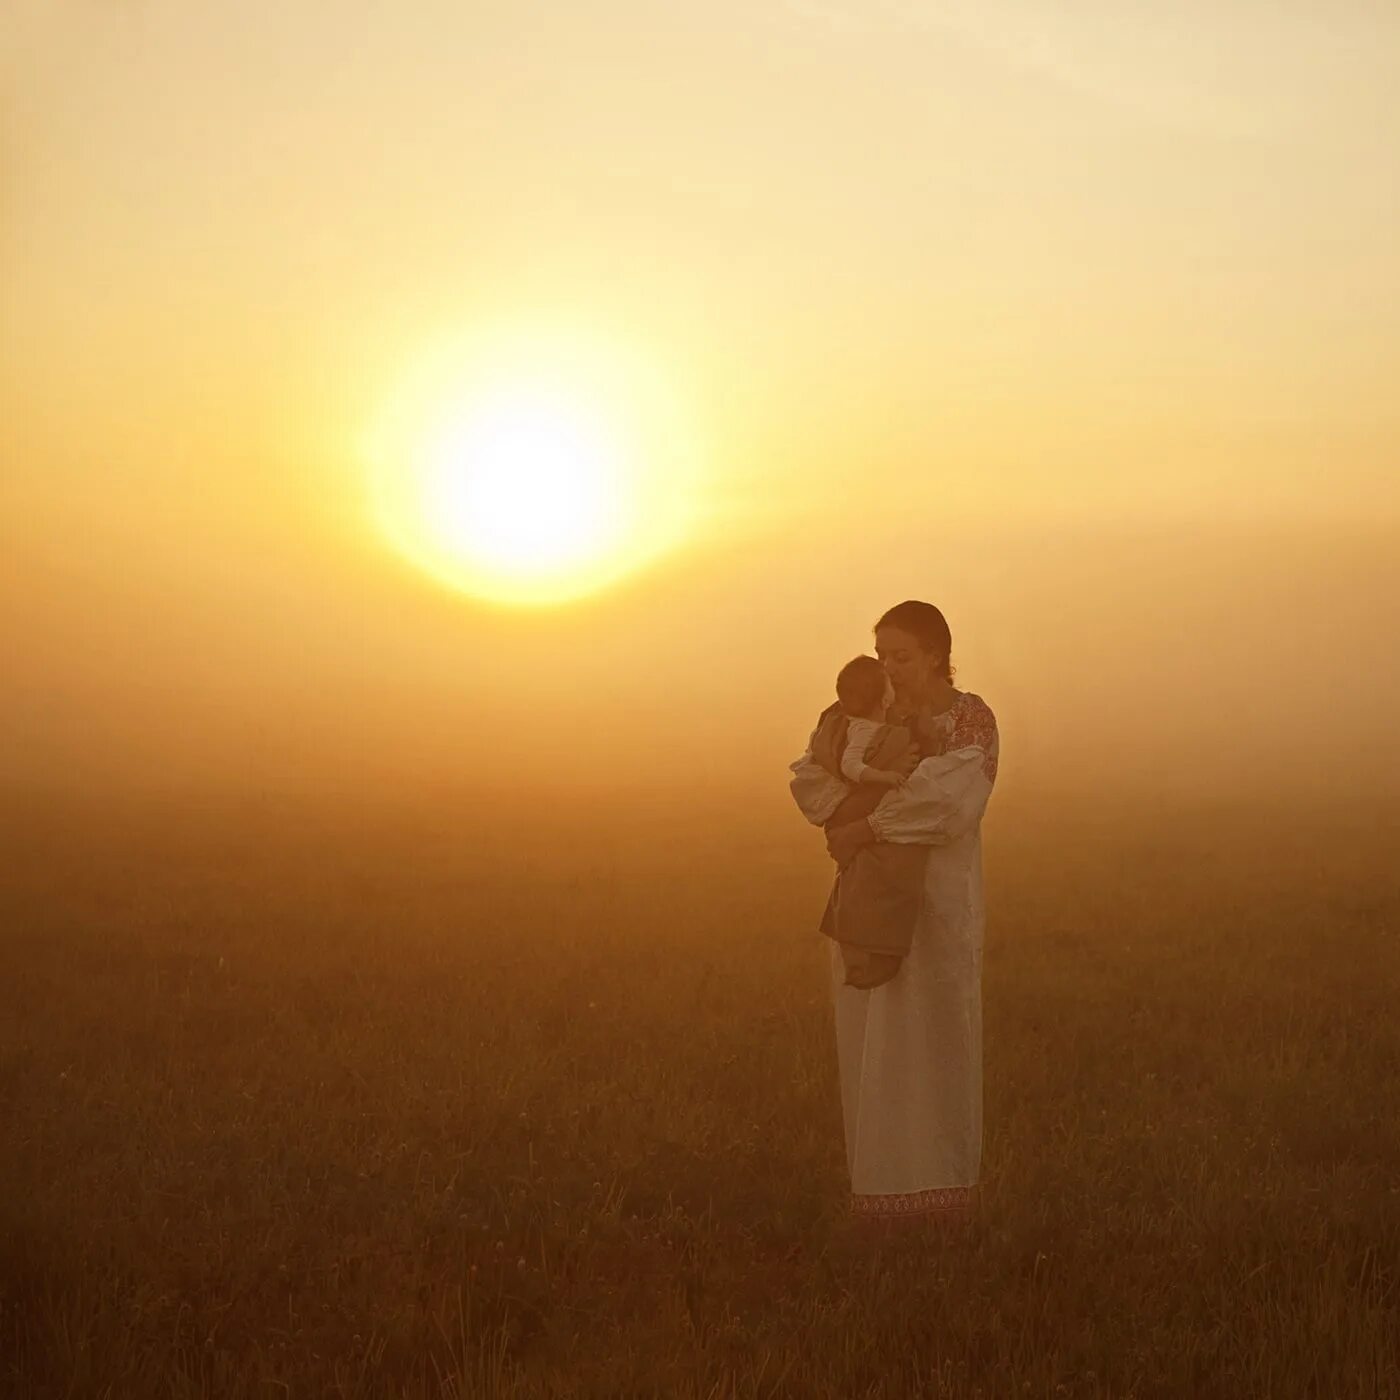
850,1185,975,1218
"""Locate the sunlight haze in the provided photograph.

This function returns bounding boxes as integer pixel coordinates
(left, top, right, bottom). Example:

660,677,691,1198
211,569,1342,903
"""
4,0,1398,802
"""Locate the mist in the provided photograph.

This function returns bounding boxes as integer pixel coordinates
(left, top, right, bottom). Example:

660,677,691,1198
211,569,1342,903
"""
5,506,1396,807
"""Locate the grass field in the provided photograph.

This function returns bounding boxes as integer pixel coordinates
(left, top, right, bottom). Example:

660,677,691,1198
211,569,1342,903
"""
3,787,1398,1398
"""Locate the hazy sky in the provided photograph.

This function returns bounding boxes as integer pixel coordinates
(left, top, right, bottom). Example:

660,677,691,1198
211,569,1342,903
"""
4,1,1398,800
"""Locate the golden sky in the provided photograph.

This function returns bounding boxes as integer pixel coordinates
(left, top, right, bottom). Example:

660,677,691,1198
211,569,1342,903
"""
4,1,1398,800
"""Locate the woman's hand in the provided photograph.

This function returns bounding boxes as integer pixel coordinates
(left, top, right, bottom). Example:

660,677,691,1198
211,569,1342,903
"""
826,817,877,867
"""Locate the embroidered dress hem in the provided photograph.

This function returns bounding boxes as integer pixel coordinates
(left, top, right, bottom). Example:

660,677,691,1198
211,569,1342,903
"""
851,1185,975,1218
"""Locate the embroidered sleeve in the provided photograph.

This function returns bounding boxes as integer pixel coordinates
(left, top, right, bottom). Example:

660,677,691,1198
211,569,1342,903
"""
946,695,999,784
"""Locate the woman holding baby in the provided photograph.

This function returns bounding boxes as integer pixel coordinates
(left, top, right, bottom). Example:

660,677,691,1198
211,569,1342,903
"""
788,600,999,1232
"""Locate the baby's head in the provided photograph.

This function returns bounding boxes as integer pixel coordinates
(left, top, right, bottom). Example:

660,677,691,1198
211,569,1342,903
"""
836,654,892,720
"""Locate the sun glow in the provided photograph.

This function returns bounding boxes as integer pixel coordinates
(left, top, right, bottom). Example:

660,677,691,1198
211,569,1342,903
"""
421,387,629,572
365,326,700,606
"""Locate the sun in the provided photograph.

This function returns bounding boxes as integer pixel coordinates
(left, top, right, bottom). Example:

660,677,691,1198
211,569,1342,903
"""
364,325,699,606
419,385,630,574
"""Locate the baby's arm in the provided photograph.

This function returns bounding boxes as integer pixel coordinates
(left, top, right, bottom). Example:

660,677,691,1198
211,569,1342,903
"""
858,726,921,787
839,740,871,784
840,719,916,786
840,740,907,787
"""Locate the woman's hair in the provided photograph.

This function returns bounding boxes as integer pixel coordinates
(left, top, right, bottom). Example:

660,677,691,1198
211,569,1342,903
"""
835,654,886,716
873,600,955,684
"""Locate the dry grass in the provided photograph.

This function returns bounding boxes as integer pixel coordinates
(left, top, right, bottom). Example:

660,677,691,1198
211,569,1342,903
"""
2,786,1398,1398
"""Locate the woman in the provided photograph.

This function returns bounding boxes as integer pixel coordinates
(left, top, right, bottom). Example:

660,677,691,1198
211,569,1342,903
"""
788,600,999,1230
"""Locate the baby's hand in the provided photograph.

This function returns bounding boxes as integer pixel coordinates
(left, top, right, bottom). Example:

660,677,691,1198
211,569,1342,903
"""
870,751,919,785
863,768,908,788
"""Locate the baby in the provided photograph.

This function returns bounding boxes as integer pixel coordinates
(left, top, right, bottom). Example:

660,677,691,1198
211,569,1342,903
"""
833,656,907,789
807,655,928,990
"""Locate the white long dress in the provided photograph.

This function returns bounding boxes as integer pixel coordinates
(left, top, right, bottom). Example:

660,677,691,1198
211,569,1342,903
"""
788,690,999,1218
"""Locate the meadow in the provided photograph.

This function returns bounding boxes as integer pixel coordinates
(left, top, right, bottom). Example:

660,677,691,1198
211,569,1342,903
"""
2,784,1397,1398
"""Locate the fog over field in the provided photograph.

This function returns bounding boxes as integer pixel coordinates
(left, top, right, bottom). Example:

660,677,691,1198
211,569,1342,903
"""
4,1,1399,1391
6,516,1398,808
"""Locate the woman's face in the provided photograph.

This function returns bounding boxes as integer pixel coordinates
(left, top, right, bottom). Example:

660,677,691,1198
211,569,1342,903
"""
875,625,937,698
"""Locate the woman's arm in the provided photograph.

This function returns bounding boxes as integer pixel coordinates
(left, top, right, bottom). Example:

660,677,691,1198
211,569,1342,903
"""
867,696,999,845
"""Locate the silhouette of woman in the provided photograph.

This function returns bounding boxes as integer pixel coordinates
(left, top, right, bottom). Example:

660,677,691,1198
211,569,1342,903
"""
789,600,999,1230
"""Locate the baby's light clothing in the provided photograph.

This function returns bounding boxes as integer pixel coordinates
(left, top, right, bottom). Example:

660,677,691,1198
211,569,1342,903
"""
839,716,884,783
